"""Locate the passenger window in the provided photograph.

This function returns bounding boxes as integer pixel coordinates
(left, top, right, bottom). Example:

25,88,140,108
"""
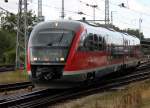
103,37,107,50
94,34,98,42
98,35,103,50
88,33,94,51
93,34,98,50
81,33,107,51
88,33,93,41
99,36,102,42
82,33,94,51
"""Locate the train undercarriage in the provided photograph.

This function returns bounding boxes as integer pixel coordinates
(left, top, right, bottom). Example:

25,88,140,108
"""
30,65,64,80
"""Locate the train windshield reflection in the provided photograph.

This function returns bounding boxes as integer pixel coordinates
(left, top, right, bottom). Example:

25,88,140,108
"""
31,29,75,47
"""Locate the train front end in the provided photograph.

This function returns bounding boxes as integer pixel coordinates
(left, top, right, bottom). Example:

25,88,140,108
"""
27,21,82,81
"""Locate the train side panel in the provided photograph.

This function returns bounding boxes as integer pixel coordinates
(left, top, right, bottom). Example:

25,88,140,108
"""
27,20,142,82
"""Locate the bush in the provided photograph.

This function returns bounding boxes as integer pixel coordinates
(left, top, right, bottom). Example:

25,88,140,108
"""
3,49,16,64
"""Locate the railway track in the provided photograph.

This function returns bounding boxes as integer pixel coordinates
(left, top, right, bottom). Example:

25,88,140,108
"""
0,81,34,92
0,64,24,72
0,63,150,108
136,61,150,71
0,65,15,72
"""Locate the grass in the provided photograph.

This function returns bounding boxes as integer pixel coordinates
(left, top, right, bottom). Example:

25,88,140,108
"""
0,70,29,84
51,80,150,108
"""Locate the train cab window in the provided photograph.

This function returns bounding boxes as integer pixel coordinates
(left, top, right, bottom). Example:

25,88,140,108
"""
78,30,87,51
83,33,94,51
87,33,94,51
32,29,75,47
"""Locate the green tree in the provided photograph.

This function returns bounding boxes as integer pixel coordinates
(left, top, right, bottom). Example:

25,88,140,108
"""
0,10,37,64
0,30,15,64
95,23,144,39
1,10,37,33
125,28,144,40
109,24,144,39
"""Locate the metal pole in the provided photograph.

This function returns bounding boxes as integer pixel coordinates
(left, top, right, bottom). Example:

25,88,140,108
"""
111,11,113,25
92,5,97,21
61,0,64,19
90,5,97,21
16,0,22,69
93,7,95,21
38,0,42,22
24,0,27,70
139,18,142,40
105,0,109,25
111,11,117,25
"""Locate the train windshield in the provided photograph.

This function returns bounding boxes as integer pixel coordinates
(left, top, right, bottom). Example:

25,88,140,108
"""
31,29,75,47
30,29,75,63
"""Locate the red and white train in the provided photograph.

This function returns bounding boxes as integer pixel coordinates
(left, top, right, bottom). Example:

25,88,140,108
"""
27,20,143,82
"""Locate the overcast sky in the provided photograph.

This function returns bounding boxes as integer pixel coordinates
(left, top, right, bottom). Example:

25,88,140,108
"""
0,0,150,38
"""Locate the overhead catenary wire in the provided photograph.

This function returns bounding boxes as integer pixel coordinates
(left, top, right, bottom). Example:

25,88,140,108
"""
78,0,106,21
112,15,150,30
1,0,150,34
0,2,93,21
1,0,150,20
114,17,150,31
0,1,93,18
79,0,101,11
30,1,93,17
99,0,150,17
1,2,150,29
78,0,150,28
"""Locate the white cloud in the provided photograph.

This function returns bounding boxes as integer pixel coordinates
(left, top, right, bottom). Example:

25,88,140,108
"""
129,0,150,14
0,0,150,38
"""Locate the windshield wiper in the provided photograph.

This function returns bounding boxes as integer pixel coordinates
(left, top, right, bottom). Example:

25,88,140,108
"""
47,43,53,46
47,32,64,46
59,32,64,43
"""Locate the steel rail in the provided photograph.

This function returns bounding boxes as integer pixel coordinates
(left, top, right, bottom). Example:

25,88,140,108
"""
0,81,34,92
0,65,15,72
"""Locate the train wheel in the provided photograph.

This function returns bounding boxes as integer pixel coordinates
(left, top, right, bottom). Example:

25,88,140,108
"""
137,61,141,67
85,72,95,83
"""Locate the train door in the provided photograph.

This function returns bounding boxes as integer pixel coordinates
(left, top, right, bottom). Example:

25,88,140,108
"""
123,36,131,68
109,34,124,68
123,39,127,65
105,34,111,65
122,35,126,66
126,40,130,65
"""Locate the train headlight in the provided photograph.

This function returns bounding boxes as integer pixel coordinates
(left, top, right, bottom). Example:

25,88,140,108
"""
60,57,64,61
33,57,37,61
